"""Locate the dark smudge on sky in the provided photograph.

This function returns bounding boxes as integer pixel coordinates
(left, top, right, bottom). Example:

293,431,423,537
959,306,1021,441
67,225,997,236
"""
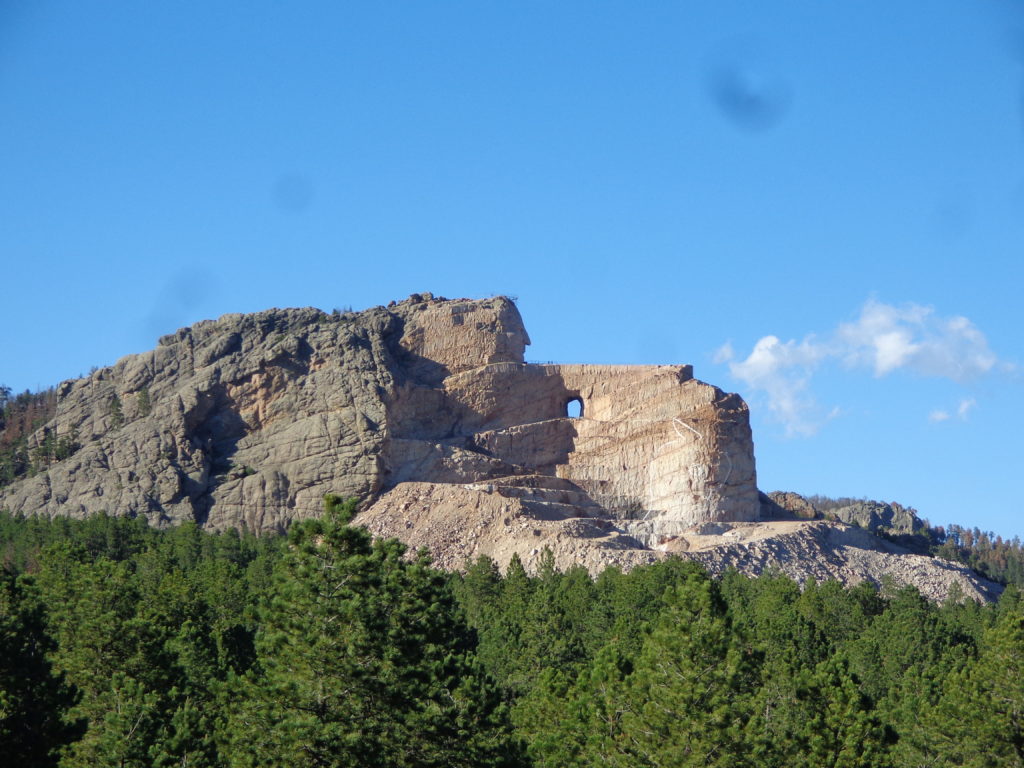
706,61,791,132
272,173,314,213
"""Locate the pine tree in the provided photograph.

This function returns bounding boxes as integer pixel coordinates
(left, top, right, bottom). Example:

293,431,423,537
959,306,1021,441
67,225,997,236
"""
781,658,890,768
924,605,1024,766
137,387,151,417
518,641,635,768
487,552,534,694
108,395,123,429
34,548,172,768
616,572,757,767
0,571,80,766
224,497,522,767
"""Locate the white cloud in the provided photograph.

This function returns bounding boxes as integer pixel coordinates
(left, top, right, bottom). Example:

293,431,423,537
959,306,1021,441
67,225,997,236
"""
723,335,829,437
957,397,976,420
837,299,996,380
838,300,923,375
712,342,734,365
927,398,976,425
720,298,1002,437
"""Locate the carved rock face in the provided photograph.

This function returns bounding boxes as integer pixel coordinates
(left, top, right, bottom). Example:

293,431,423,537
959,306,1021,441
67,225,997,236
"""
388,361,759,531
375,298,761,546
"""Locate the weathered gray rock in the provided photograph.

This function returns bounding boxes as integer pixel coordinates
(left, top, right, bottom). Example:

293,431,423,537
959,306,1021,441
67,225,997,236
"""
761,491,819,520
826,500,924,534
761,491,925,534
2,303,404,531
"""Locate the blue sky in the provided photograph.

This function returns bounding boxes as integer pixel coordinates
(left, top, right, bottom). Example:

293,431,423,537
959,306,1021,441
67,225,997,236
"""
2,2,1022,537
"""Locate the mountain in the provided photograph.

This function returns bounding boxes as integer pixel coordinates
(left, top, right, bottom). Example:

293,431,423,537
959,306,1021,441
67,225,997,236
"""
0,294,1000,601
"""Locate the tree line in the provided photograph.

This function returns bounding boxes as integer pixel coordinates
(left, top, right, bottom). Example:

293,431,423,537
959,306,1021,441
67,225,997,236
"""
1,499,1022,766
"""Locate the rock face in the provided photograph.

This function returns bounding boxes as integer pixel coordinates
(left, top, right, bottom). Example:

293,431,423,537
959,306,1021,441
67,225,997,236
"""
0,293,1001,602
826,501,924,534
761,492,926,534
761,491,819,520
0,294,758,538
1,304,398,532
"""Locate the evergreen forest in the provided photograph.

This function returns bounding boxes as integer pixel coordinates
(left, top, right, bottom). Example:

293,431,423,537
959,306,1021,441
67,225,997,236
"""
1,496,1022,767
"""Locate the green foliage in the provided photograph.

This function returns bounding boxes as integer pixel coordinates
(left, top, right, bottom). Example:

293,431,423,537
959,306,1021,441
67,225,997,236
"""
790,658,891,767
0,571,81,766
920,604,1024,766
34,550,162,766
517,645,632,768
0,512,281,767
108,394,124,429
224,496,521,767
1,507,1021,767
25,428,81,477
930,523,1024,587
614,575,757,767
321,492,355,522
137,387,151,417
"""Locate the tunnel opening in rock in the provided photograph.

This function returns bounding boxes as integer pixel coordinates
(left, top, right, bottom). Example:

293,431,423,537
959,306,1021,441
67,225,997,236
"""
566,397,583,419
